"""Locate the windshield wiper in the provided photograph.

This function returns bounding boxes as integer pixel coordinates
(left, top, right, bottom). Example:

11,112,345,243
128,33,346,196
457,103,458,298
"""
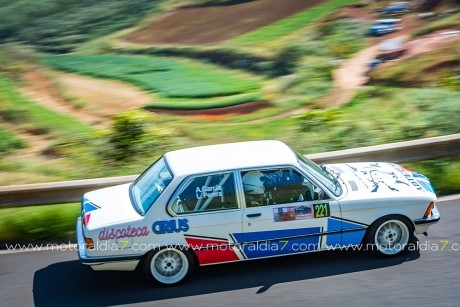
320,164,342,193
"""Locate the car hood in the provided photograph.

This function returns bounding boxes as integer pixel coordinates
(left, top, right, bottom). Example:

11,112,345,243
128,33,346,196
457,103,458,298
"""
82,183,142,230
325,162,436,201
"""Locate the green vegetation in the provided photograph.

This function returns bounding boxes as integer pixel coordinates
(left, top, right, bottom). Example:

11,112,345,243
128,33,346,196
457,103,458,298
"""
231,0,361,46
405,156,460,196
0,203,80,243
145,93,260,110
45,54,261,108
162,87,459,155
412,12,460,37
107,110,173,161
317,18,366,58
299,87,460,151
0,75,94,137
0,0,164,53
0,126,25,153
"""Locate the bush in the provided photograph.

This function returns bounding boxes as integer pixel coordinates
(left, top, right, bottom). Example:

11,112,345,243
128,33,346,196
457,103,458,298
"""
0,127,25,153
299,109,343,131
272,45,304,76
107,110,171,161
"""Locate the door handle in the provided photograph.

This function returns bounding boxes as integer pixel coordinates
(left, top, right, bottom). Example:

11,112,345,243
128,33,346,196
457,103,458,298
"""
246,213,261,218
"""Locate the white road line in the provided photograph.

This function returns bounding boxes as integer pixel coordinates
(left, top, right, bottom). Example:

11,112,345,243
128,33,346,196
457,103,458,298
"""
438,194,460,202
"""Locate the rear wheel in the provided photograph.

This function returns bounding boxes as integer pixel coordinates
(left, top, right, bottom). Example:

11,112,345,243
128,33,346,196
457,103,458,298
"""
366,216,413,257
144,247,195,286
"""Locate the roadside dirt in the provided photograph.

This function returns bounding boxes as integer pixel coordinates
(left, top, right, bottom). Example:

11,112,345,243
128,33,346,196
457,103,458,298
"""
56,74,152,117
125,0,326,45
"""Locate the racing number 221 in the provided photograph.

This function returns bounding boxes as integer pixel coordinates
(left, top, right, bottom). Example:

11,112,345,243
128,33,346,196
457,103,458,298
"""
314,203,330,218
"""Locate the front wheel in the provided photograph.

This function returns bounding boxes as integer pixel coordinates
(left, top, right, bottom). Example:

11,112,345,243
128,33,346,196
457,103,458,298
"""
366,216,413,257
144,247,195,286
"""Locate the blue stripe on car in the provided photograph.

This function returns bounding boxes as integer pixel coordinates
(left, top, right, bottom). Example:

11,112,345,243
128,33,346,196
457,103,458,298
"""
233,227,321,258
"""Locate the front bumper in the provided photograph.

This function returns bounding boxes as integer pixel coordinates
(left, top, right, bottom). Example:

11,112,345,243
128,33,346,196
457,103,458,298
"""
413,205,441,234
76,217,140,271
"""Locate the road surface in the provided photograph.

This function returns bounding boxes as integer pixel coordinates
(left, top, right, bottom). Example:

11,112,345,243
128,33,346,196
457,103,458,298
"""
0,197,459,306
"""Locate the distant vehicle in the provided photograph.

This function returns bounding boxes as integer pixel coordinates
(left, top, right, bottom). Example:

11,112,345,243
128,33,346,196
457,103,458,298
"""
369,19,404,36
384,3,410,15
379,38,408,61
418,12,435,19
367,58,383,72
77,141,440,285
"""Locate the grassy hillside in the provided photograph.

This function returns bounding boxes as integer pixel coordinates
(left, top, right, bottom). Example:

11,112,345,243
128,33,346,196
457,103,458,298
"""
412,12,460,37
0,0,165,52
371,39,460,87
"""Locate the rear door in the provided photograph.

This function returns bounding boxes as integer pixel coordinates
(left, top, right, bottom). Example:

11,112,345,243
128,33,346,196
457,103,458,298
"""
234,166,341,259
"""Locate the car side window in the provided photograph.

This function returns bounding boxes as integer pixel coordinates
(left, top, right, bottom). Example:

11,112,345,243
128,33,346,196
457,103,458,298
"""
171,172,238,214
241,168,330,207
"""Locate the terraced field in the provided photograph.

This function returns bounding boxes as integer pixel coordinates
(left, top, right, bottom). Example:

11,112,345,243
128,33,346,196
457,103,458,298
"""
45,54,261,109
0,75,94,138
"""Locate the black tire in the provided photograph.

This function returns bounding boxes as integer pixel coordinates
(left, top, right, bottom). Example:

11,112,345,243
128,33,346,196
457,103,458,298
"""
364,215,414,257
143,247,196,286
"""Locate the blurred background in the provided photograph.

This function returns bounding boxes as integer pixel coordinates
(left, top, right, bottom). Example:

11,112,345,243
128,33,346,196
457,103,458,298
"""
0,0,459,243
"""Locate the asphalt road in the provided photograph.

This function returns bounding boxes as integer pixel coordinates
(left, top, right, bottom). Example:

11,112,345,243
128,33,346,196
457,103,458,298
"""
1,197,459,307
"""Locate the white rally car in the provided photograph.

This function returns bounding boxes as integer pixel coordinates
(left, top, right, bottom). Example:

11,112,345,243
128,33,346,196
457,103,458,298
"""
77,141,440,285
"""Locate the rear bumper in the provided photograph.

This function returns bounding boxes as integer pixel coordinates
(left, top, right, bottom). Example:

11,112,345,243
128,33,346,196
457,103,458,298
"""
76,218,141,271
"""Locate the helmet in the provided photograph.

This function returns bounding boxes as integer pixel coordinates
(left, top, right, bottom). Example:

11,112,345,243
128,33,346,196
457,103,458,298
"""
242,171,265,195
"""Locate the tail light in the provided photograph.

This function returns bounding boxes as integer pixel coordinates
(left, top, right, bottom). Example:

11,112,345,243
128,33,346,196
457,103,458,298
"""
424,202,435,218
82,213,91,226
84,236,95,249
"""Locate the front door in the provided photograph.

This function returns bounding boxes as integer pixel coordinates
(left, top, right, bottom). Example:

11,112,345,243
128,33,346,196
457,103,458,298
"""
234,166,341,259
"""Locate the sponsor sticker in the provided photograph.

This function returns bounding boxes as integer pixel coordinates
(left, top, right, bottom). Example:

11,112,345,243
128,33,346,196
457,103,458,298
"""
273,205,313,222
152,218,189,235
98,225,149,241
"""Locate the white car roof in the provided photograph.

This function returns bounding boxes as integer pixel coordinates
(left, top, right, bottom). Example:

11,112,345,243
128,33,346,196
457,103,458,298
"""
164,140,298,176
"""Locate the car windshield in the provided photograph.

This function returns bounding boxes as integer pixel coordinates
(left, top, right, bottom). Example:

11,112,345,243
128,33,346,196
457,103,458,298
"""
296,153,343,197
131,157,173,215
